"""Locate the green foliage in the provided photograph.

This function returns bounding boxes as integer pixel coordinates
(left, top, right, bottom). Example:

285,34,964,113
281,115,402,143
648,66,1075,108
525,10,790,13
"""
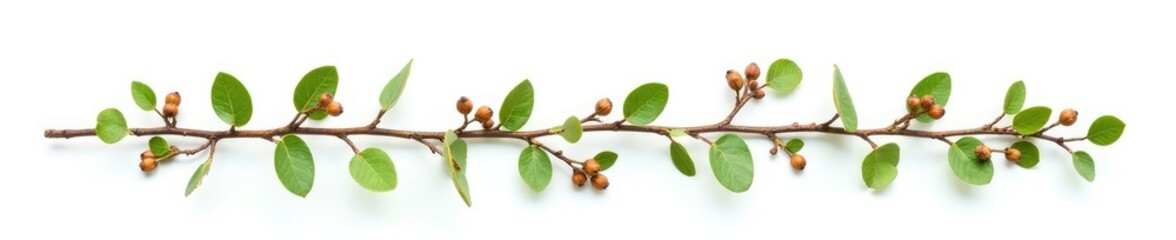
292,66,338,115
669,141,696,177
379,60,413,110
667,128,688,137
274,135,315,197
349,148,398,192
95,108,128,144
907,72,951,122
559,116,582,143
185,159,212,197
948,137,994,185
765,59,802,93
130,81,156,111
1072,151,1096,182
785,139,804,153
210,72,253,127
832,65,858,132
498,80,535,131
443,130,471,207
1088,115,1125,146
1004,81,1026,115
622,83,670,126
148,136,171,157
1013,106,1052,135
709,134,754,192
861,143,900,189
594,151,618,171
518,145,553,192
1010,141,1040,168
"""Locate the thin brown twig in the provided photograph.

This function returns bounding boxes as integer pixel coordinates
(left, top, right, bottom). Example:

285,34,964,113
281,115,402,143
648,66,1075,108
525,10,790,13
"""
338,135,361,154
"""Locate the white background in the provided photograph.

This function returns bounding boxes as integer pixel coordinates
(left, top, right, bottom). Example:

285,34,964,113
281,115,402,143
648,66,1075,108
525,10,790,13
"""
3,0,1172,239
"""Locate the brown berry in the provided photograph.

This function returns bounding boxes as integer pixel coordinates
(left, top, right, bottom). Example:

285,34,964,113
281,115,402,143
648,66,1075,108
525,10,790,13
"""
162,103,178,118
726,69,744,91
456,96,473,115
318,93,333,107
753,89,766,99
790,154,807,170
590,174,609,190
326,101,344,116
165,92,181,106
1005,148,1022,162
769,147,778,155
595,98,613,116
920,95,935,110
906,95,920,112
481,119,494,129
572,171,588,187
745,62,761,81
927,104,945,120
475,106,493,122
1059,108,1078,126
139,158,157,172
140,150,155,160
583,159,601,175
747,79,759,90
975,145,992,161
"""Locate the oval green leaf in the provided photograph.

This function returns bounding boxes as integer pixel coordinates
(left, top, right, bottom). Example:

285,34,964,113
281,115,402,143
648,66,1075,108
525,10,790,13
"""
444,130,471,207
948,137,994,185
785,139,805,153
518,145,553,192
622,83,670,126
1088,115,1125,146
861,143,900,189
669,141,696,177
765,58,803,93
1072,151,1096,182
832,65,858,132
908,72,952,122
498,79,535,131
185,158,212,197
1010,141,1040,168
293,66,339,113
379,59,413,110
594,151,618,171
148,136,171,157
274,135,315,197
349,148,398,192
559,116,583,143
709,134,754,192
95,108,128,144
130,81,156,111
1004,81,1026,115
1013,106,1052,135
210,72,253,127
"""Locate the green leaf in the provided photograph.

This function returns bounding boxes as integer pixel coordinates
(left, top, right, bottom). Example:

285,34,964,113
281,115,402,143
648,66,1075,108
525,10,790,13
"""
379,59,413,110
148,136,171,157
594,151,618,171
444,130,471,207
1012,106,1052,135
498,79,535,131
908,72,952,122
185,159,212,197
307,111,328,120
709,134,754,192
785,139,805,153
832,65,858,132
95,108,128,144
948,137,994,185
1003,81,1026,115
667,128,689,137
1088,115,1126,146
559,116,583,143
210,72,253,127
292,66,339,113
1072,151,1096,182
1010,141,1041,168
669,141,696,177
130,81,156,111
274,135,315,197
861,143,900,189
622,83,670,126
765,58,803,93
349,148,398,192
518,145,553,192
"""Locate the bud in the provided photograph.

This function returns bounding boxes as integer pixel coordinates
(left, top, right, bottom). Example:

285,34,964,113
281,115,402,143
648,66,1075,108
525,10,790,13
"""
769,147,778,155
726,69,744,91
974,145,992,161
745,62,761,81
595,98,613,116
481,119,495,129
162,103,179,118
475,106,493,122
140,158,157,172
790,154,807,170
920,95,935,111
572,171,587,187
165,92,182,106
583,159,601,175
456,96,473,115
927,104,945,120
590,174,609,190
1059,108,1078,126
1005,148,1022,162
753,89,766,99
326,101,344,116
140,150,155,160
318,93,334,107
906,95,920,112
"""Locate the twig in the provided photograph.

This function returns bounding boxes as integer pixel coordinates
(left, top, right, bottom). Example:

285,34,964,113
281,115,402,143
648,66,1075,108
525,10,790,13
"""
338,135,361,154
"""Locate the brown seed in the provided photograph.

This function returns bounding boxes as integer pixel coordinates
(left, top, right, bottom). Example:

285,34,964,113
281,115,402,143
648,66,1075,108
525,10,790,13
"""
475,106,493,122
747,79,759,90
165,92,182,106
726,69,744,91
481,119,494,129
745,62,761,81
590,174,610,190
162,103,178,118
790,154,807,170
318,93,333,107
920,95,935,110
975,145,992,161
572,171,587,187
140,158,157,172
1005,148,1022,162
753,89,766,99
769,147,778,155
140,150,155,160
326,101,344,116
1059,108,1078,126
907,95,921,112
927,104,945,120
583,159,601,175
456,96,473,115
595,98,613,116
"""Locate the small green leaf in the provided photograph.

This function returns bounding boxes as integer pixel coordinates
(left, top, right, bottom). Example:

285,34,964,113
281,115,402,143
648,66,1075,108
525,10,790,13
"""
1013,106,1052,135
379,59,413,110
832,65,858,132
518,145,553,192
306,111,328,120
130,81,156,111
669,141,696,176
1003,81,1026,115
148,136,171,157
765,58,803,93
1088,115,1125,146
785,139,805,153
1010,141,1041,168
908,72,952,122
498,79,535,131
622,83,670,126
210,72,253,127
444,130,471,207
948,137,994,185
292,66,339,113
349,148,398,192
667,128,689,137
185,159,212,197
709,134,754,192
95,108,128,144
861,143,900,189
1072,151,1096,182
274,135,315,197
594,151,618,171
559,116,583,143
